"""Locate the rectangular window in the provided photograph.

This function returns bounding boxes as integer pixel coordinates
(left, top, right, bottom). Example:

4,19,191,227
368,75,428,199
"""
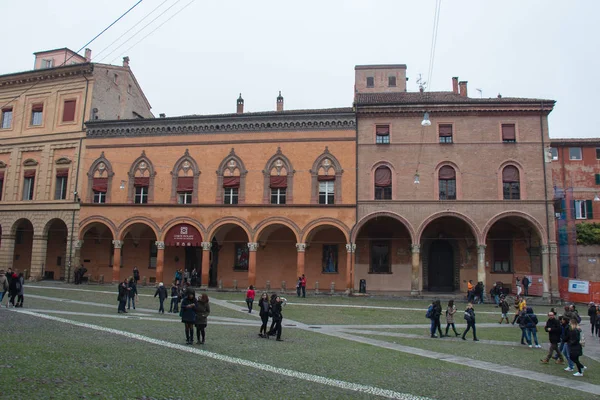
270,188,286,204
134,186,148,204
574,199,593,220
501,123,516,143
439,124,453,143
439,179,456,200
596,148,600,160
318,180,335,204
92,177,107,203
550,147,559,161
127,84,132,94
234,243,249,271
375,125,390,144
224,188,239,205
569,147,582,160
23,176,35,200
366,77,374,88
595,174,600,185
503,182,520,200
149,242,157,269
42,59,53,68
113,74,118,84
93,191,106,204
55,175,68,200
375,186,392,200
0,174,3,201
178,192,192,204
322,245,338,273
31,104,43,126
492,240,512,272
388,76,396,87
370,241,390,273
62,100,76,122
1,107,13,129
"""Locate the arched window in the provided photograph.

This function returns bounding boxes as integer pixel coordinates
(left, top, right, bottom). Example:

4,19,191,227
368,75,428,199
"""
374,166,392,200
310,147,343,205
86,152,114,203
216,149,247,205
502,166,520,200
263,148,294,205
438,166,456,200
170,149,200,204
127,151,156,204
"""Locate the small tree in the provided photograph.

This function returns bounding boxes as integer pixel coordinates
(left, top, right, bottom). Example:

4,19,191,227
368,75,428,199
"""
576,222,600,245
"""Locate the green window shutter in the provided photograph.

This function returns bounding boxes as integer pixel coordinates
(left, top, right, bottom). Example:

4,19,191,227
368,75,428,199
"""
572,200,577,219
586,199,594,219
596,174,600,184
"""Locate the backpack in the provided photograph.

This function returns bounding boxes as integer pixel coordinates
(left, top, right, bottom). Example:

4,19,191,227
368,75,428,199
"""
575,312,581,324
425,305,433,319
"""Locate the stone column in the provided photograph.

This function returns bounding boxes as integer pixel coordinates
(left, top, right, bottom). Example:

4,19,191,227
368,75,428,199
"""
411,244,420,295
248,242,258,287
0,235,16,270
30,235,49,280
477,245,486,301
155,241,165,284
68,240,84,282
549,242,560,300
541,245,550,300
296,243,306,278
201,241,212,288
345,243,355,292
112,240,123,283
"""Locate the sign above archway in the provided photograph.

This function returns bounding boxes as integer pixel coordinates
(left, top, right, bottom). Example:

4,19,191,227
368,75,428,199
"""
165,223,202,247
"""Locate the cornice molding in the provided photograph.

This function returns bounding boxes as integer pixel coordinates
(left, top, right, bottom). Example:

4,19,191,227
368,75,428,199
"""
0,63,94,88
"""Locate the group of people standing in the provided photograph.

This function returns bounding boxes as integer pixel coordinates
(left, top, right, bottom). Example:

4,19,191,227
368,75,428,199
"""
258,292,285,341
0,268,24,308
179,289,211,344
117,276,138,313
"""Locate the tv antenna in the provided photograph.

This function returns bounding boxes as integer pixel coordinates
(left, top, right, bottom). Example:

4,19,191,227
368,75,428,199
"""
476,88,483,98
416,73,427,92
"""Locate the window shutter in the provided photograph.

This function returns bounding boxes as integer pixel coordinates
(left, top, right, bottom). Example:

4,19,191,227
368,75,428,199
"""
92,177,108,192
596,174,600,185
223,176,240,188
176,176,194,191
56,169,69,177
62,100,76,122
32,104,43,112
318,175,335,181
269,176,287,188
586,200,594,219
134,177,149,186
572,200,576,219
438,166,456,180
502,166,520,183
374,167,392,187
439,124,453,137
24,169,36,178
376,125,390,136
502,124,516,140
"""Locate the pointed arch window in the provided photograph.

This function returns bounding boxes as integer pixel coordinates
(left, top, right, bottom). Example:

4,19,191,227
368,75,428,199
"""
127,151,156,204
438,166,456,200
374,166,392,200
170,150,200,204
263,148,295,205
311,147,343,205
216,149,247,205
502,166,520,200
87,153,114,203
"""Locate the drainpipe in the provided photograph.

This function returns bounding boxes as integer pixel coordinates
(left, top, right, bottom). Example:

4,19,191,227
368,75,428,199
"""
539,101,553,292
66,74,89,282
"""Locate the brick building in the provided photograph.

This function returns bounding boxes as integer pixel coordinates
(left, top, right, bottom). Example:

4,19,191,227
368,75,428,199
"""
354,65,559,298
79,97,357,290
0,48,152,280
550,138,600,281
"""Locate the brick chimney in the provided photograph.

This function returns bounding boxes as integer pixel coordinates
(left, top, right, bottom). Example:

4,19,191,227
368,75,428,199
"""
276,91,284,112
236,93,244,114
122,56,130,68
84,48,92,62
459,81,468,97
452,77,459,94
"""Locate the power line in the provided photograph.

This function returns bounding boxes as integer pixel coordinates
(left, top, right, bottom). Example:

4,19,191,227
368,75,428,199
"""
426,0,442,91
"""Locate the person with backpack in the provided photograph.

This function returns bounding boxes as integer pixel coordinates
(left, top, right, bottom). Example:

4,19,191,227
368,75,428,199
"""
428,300,443,338
587,302,597,337
462,303,478,341
524,307,541,348
258,292,270,338
246,285,255,313
154,282,168,314
180,289,197,345
444,300,460,337
195,293,210,344
498,295,510,324
568,318,585,376
541,310,564,364
522,276,530,296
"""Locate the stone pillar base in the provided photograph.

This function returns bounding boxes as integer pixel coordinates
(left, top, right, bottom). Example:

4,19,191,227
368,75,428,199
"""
410,290,421,296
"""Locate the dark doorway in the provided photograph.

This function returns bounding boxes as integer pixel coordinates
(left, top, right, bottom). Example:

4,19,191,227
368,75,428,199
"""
428,240,454,292
185,247,202,285
209,237,219,287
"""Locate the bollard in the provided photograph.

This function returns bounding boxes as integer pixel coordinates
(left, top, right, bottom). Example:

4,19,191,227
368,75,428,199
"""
281,281,286,293
266,280,271,292
218,279,223,290
233,279,238,290
330,282,335,294
100,275,104,284
315,281,320,295
142,276,147,286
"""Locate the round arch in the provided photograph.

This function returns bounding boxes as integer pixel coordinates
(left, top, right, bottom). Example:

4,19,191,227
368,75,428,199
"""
10,218,35,236
79,216,118,239
301,218,350,243
351,211,416,243
117,217,161,241
42,218,70,238
160,217,206,242
206,217,253,241
482,211,547,245
417,211,482,245
253,217,301,243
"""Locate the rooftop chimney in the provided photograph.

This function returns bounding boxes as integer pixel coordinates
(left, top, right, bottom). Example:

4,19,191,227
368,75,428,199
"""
236,93,244,114
459,81,468,97
84,48,92,62
452,77,459,94
159,113,166,118
122,56,130,68
276,91,284,112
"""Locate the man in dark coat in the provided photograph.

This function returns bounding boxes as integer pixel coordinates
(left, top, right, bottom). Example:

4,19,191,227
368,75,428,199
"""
522,276,530,296
154,282,168,314
541,311,563,363
588,302,598,336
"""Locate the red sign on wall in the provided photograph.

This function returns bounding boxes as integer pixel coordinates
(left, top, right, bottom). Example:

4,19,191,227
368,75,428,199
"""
165,224,202,247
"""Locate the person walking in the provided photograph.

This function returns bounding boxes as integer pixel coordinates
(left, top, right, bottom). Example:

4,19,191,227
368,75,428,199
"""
258,293,270,338
300,274,307,298
180,289,197,345
127,277,137,310
154,282,168,314
246,285,256,313
499,295,510,324
588,302,597,337
524,307,541,348
0,270,8,307
462,303,478,341
568,318,585,377
445,300,460,337
430,299,443,338
474,282,484,304
7,272,20,308
595,309,600,338
15,273,24,307
467,280,474,302
267,293,278,336
515,276,522,297
490,283,500,306
559,316,576,372
522,276,530,296
296,277,302,297
512,296,527,325
169,281,179,313
271,295,284,341
175,269,182,284
541,310,564,364
133,266,140,284
117,279,128,313
195,293,210,344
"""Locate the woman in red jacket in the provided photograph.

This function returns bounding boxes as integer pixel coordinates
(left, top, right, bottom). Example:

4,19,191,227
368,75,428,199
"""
246,285,256,313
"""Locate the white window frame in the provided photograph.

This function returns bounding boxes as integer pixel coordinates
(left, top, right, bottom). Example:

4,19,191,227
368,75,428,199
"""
569,147,582,160
575,200,588,220
23,177,35,200
550,147,559,161
134,186,148,204
31,108,43,126
55,176,68,200
177,192,192,204
270,188,286,205
42,59,53,68
319,181,335,205
1,108,12,129
223,187,239,205
93,191,106,204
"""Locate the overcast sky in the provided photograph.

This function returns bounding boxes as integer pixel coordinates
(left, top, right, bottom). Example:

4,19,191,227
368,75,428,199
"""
1,0,597,138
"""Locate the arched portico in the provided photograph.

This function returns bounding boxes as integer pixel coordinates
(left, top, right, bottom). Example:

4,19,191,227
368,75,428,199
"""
206,220,252,289
79,221,115,283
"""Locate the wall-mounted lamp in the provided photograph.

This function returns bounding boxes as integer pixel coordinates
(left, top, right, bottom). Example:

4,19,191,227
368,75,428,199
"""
413,173,420,184
119,180,126,190
594,194,600,202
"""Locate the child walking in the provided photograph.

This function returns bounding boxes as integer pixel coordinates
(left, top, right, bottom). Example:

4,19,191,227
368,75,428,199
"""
246,285,255,313
195,294,210,344
180,289,197,345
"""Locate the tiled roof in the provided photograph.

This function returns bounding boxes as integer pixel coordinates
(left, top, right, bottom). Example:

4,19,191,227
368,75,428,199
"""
174,107,354,121
550,138,600,146
355,91,555,106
